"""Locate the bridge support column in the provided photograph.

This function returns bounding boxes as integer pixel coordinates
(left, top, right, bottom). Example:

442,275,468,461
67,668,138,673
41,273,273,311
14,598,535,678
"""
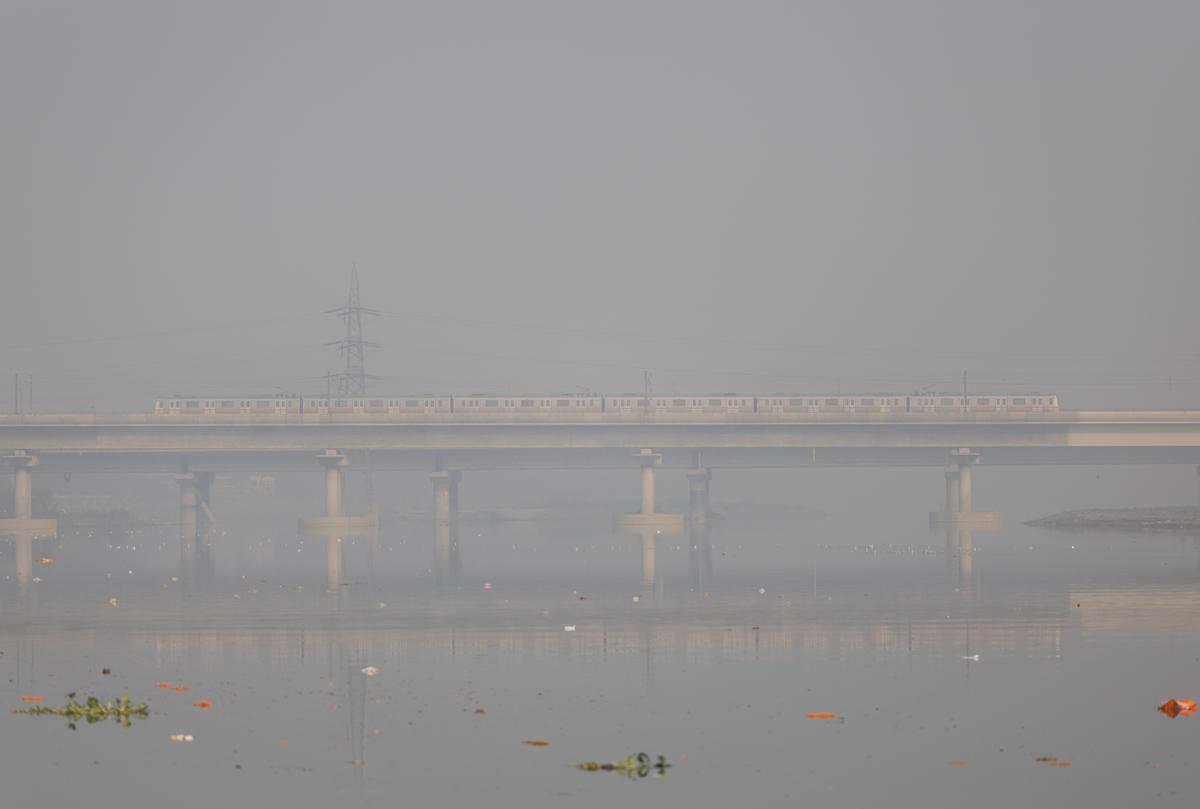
176,473,198,565
688,468,711,527
641,459,656,515
320,451,347,519
298,450,378,535
945,466,960,513
930,449,999,530
616,450,683,532
958,460,973,513
2,454,57,588
431,471,454,583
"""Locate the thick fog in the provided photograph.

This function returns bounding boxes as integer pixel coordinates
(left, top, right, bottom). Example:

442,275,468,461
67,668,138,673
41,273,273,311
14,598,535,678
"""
2,0,1198,412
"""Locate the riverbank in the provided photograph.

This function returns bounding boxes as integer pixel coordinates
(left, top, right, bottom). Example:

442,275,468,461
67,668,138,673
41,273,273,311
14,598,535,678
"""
1026,507,1200,532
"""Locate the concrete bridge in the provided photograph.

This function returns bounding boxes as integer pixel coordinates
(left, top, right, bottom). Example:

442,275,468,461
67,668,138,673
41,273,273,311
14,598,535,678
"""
3,410,1200,590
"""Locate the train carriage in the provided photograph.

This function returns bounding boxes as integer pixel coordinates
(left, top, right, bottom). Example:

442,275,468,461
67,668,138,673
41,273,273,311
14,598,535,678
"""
453,395,603,414
154,396,300,415
758,396,905,415
613,395,753,415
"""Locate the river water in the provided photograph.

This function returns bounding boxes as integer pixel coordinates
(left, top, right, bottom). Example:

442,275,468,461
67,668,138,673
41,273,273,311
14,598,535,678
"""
2,511,1198,808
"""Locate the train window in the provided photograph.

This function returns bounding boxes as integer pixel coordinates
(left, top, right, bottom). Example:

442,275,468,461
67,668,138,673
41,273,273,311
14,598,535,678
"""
977,398,990,405
220,400,234,408
637,399,648,407
552,400,566,407
521,399,534,407
186,400,199,408
941,398,954,406
406,400,419,407
671,399,685,406
823,399,837,406
485,400,498,407
369,399,383,407
861,398,874,406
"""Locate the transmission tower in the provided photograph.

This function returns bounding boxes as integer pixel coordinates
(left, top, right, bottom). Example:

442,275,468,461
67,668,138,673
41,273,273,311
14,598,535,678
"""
326,265,378,396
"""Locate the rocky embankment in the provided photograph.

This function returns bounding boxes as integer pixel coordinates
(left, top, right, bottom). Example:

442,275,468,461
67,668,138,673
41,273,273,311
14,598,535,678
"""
1026,508,1200,532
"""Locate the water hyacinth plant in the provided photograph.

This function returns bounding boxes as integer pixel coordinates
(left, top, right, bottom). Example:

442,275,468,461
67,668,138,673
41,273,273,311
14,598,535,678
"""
14,693,149,729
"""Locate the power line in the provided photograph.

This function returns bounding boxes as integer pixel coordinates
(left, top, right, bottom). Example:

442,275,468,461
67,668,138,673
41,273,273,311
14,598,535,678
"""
0,312,326,351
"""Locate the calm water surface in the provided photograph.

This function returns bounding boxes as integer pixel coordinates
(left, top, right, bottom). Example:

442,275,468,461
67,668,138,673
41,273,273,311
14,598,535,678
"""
2,512,1198,808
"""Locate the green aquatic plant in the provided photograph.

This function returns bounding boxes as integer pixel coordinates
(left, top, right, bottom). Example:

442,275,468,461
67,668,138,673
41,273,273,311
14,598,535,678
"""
575,753,671,779
14,693,149,729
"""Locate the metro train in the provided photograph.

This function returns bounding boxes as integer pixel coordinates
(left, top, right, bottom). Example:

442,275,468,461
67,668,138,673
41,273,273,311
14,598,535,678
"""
153,392,1060,416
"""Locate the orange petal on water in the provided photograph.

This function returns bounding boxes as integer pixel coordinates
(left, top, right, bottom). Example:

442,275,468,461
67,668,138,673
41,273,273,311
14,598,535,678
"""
21,695,43,703
36,557,54,565
521,740,550,747
1049,761,1072,767
1158,698,1196,718
192,700,213,709
806,712,838,720
173,685,190,692
155,682,174,689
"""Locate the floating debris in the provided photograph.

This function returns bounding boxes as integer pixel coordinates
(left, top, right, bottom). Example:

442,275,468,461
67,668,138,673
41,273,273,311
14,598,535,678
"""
962,654,981,662
169,734,194,742
154,682,174,689
576,753,671,779
946,760,971,766
360,666,379,676
192,700,213,709
1158,698,1197,718
36,557,53,565
21,695,43,703
806,712,839,720
522,740,550,747
474,708,486,715
14,693,149,729
564,625,576,632
1035,756,1072,767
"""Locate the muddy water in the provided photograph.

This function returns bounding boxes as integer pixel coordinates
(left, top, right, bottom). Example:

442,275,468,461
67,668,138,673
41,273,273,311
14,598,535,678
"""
2,514,1198,808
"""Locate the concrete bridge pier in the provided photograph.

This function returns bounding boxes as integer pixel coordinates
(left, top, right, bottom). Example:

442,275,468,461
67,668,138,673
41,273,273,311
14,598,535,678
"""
930,449,1000,531
431,471,462,583
687,468,711,528
944,466,960,513
1,452,57,541
617,449,683,532
299,450,378,534
175,473,199,566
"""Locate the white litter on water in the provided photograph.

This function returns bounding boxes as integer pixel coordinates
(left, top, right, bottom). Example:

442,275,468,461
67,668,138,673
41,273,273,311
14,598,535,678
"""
361,666,379,676
564,626,576,632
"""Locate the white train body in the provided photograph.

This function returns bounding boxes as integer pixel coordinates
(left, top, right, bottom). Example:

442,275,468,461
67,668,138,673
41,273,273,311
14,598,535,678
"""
153,393,1060,417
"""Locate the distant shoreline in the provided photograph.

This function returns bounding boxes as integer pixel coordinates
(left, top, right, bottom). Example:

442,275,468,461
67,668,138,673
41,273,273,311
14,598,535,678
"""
1026,507,1200,532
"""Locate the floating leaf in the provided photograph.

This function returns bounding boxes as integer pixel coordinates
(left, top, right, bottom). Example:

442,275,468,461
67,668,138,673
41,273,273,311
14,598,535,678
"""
155,682,174,689
522,740,550,747
192,700,213,709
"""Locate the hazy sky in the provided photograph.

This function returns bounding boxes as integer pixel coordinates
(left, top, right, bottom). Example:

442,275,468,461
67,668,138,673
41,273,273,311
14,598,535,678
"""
2,0,1198,410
